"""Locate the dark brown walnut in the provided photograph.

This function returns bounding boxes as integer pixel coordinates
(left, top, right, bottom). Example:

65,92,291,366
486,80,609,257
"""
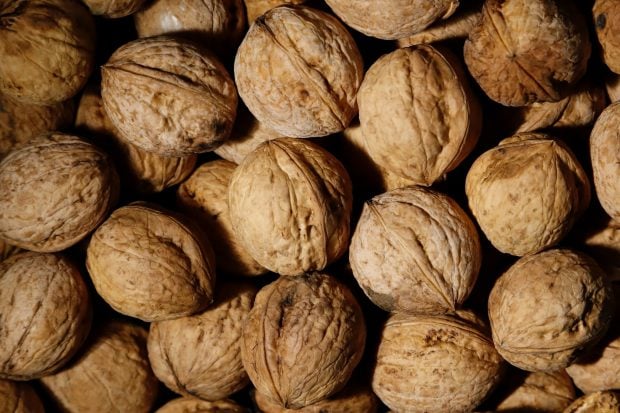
234,5,363,138
82,0,147,17
148,282,257,400
228,138,352,276
488,249,614,372
0,133,118,252
465,133,590,256
241,273,366,409
177,160,266,277
40,321,159,413
464,0,590,106
373,312,504,413
0,252,91,380
102,36,237,157
86,203,216,322
156,397,250,413
0,0,95,105
244,0,305,24
563,391,620,413
0,379,44,413
591,102,620,222
594,0,620,75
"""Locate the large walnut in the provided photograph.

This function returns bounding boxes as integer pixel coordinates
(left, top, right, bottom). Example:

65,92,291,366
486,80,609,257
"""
244,0,305,24
594,0,620,75
591,102,620,222
82,0,147,17
0,379,44,413
156,397,250,413
563,391,620,413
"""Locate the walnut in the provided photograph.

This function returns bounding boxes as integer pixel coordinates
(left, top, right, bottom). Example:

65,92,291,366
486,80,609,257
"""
102,36,237,157
86,203,216,322
0,133,118,253
40,321,159,413
244,0,305,24
562,391,620,413
0,252,91,380
228,138,352,276
488,249,614,372
241,273,366,409
0,0,95,105
234,5,363,138
591,102,620,222
465,133,590,256
0,379,44,413
82,0,147,17
156,397,250,413
372,312,504,413
594,0,620,75
464,0,590,106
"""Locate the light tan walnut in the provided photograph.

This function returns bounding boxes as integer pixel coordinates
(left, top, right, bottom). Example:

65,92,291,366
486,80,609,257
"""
244,0,305,24
594,0,620,75
0,379,44,413
156,397,250,413
591,102,620,222
82,0,147,17
563,391,620,413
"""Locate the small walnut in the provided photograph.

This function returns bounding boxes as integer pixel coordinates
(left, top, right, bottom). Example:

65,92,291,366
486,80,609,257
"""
86,203,216,322
562,391,620,413
234,5,363,138
228,138,352,276
581,219,620,282
0,380,45,413
488,249,614,372
244,0,305,24
156,397,250,413
102,36,237,156
0,252,91,380
82,0,147,17
594,0,620,75
465,133,590,256
591,102,620,222
0,133,118,252
241,273,366,409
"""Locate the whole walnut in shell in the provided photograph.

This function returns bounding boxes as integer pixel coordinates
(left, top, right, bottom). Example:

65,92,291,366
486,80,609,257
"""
563,391,620,413
102,36,237,156
228,138,352,276
156,397,250,413
591,102,620,222
0,133,118,253
82,0,147,17
0,0,95,105
465,133,590,256
0,252,91,380
86,203,216,322
464,0,590,106
594,0,620,75
244,0,305,24
241,273,366,409
0,380,45,413
234,5,363,138
488,249,614,372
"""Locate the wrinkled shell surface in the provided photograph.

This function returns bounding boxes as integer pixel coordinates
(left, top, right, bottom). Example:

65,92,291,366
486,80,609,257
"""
493,370,576,412
563,391,620,413
594,0,620,74
156,397,250,413
0,379,44,413
234,5,363,138
83,0,147,17
244,0,305,23
241,273,366,409
591,102,620,222
0,252,91,380
86,203,216,322
228,138,352,276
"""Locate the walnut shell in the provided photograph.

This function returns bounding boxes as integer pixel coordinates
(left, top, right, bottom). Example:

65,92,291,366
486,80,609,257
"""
358,45,481,187
156,397,250,413
372,312,504,413
102,36,237,156
228,138,352,276
492,370,576,412
241,273,366,409
594,0,620,75
465,133,590,256
0,252,91,380
40,321,159,413
82,0,147,17
244,0,305,24
563,391,620,413
0,133,118,252
234,5,363,138
591,102,620,222
0,379,44,413
86,203,216,322
0,0,95,105
464,0,590,106
488,249,614,372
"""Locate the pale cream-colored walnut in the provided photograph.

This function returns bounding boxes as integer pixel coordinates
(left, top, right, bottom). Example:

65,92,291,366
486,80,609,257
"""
241,273,366,409
350,186,481,314
228,138,352,276
0,379,44,413
591,102,620,222
594,0,620,75
465,133,590,256
488,249,614,372
148,282,257,400
358,45,481,187
0,133,118,253
102,36,237,157
177,160,266,276
156,397,250,413
234,5,363,138
0,252,91,380
40,321,159,413
82,0,147,17
581,219,620,282
464,0,590,106
372,312,504,413
0,0,95,105
86,203,216,322
563,391,620,413
244,0,305,24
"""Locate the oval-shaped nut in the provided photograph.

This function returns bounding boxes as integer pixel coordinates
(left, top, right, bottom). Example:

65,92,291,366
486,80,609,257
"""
594,0,620,75
82,0,147,17
86,203,216,322
489,249,614,372
0,133,118,253
234,5,363,138
148,282,257,400
373,312,504,413
0,0,95,105
358,45,481,187
465,133,590,256
102,36,237,157
228,138,352,276
591,102,620,222
0,252,91,380
464,0,590,106
241,273,366,409
350,186,481,314
41,321,159,413
0,379,45,413
563,391,620,413
156,397,250,413
244,0,305,24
